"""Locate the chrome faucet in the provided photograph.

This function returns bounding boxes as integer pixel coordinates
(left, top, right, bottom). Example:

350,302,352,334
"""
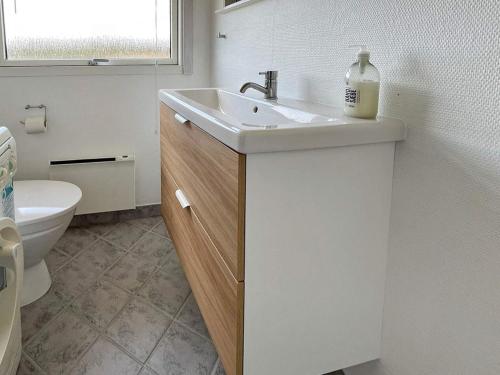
240,71,278,100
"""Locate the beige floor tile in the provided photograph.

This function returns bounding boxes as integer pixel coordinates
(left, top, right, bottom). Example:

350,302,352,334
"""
102,222,147,250
71,279,131,329
131,232,175,268
44,249,71,275
15,354,45,375
70,337,141,375
21,286,71,344
147,322,217,375
137,261,190,317
128,216,163,231
24,309,98,375
213,359,226,375
138,367,159,375
176,294,210,339
52,258,102,299
151,221,170,239
104,251,158,292
55,228,98,257
74,239,125,273
106,298,172,362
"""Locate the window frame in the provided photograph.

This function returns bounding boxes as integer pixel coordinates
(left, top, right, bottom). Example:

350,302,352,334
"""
0,0,179,67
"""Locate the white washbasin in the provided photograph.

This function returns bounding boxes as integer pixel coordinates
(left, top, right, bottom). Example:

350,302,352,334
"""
159,88,406,154
173,89,336,128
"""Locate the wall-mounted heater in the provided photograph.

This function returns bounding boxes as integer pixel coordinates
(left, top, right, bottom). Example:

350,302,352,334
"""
49,155,136,215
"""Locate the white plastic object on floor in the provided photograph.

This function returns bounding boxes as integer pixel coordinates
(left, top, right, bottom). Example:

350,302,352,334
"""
0,217,24,375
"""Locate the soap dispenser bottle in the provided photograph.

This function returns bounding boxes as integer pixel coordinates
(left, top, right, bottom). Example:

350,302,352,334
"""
344,46,380,119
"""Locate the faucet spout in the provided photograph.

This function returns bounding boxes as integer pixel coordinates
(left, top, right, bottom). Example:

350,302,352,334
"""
240,82,268,95
239,71,278,100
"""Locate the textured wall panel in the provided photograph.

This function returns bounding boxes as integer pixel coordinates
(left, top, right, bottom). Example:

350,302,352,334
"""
211,1,500,374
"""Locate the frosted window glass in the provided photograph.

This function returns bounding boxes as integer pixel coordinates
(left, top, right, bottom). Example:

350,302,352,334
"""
2,0,171,61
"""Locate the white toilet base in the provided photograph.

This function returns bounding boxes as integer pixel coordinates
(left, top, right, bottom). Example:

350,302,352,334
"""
22,261,52,306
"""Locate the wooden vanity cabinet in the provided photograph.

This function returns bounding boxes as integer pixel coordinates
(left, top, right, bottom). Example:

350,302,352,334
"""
160,102,396,375
160,104,245,281
160,104,244,375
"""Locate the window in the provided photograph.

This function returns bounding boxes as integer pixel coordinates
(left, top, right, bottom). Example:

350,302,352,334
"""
0,0,178,66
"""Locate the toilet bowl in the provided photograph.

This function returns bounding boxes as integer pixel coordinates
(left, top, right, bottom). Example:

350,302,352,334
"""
14,180,82,306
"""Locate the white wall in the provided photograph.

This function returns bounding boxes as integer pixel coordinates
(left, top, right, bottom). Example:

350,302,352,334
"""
0,0,211,207
211,1,500,375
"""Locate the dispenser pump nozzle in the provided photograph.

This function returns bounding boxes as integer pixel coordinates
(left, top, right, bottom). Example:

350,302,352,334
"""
349,45,370,60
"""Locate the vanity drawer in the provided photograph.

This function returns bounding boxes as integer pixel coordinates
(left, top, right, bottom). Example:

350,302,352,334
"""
161,168,244,375
160,104,246,281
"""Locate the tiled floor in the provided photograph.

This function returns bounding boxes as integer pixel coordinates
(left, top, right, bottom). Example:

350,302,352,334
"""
17,216,225,375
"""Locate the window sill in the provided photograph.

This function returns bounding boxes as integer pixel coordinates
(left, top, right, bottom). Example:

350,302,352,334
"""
0,64,184,77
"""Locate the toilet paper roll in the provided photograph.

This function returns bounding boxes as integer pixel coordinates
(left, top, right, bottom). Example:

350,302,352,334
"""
24,115,46,134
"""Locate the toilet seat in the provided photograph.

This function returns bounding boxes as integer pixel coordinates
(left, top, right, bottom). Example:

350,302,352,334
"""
14,180,82,235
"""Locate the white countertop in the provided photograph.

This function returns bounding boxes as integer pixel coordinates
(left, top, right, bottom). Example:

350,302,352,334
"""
159,88,406,154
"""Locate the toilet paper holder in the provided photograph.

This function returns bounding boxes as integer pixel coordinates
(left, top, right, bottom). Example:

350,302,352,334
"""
20,104,47,126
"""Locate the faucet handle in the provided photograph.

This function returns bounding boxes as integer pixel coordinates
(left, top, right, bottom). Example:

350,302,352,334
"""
259,71,278,80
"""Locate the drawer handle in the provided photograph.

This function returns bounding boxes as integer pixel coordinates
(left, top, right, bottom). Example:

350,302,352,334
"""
175,189,190,209
174,113,189,125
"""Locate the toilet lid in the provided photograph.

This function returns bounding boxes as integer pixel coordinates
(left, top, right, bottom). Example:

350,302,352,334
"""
14,180,82,226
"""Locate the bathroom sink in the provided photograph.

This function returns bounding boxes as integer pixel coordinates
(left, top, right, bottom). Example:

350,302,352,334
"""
169,88,335,128
159,88,406,153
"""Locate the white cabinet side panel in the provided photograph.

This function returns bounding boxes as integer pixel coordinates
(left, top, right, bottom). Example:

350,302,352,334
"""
244,143,395,375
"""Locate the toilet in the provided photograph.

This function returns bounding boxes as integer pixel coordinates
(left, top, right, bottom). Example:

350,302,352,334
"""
15,180,82,306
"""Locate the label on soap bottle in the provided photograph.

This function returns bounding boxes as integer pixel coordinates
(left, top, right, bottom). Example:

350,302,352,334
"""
344,81,380,119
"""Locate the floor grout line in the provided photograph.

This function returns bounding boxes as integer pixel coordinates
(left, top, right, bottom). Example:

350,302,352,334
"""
97,333,146,369
102,333,150,366
106,311,174,369
171,292,215,342
23,303,95,373
139,365,159,375
96,271,179,368
149,221,171,239
210,357,222,375
63,331,101,375
21,349,48,375
77,241,175,368
96,289,136,334
131,282,193,371
27,244,143,371
21,293,74,348
21,217,194,375
140,306,180,369
174,316,213,342
136,288,221,373
94,236,215,343
48,247,74,273
106,281,213,344
50,234,102,276
22,223,142,352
